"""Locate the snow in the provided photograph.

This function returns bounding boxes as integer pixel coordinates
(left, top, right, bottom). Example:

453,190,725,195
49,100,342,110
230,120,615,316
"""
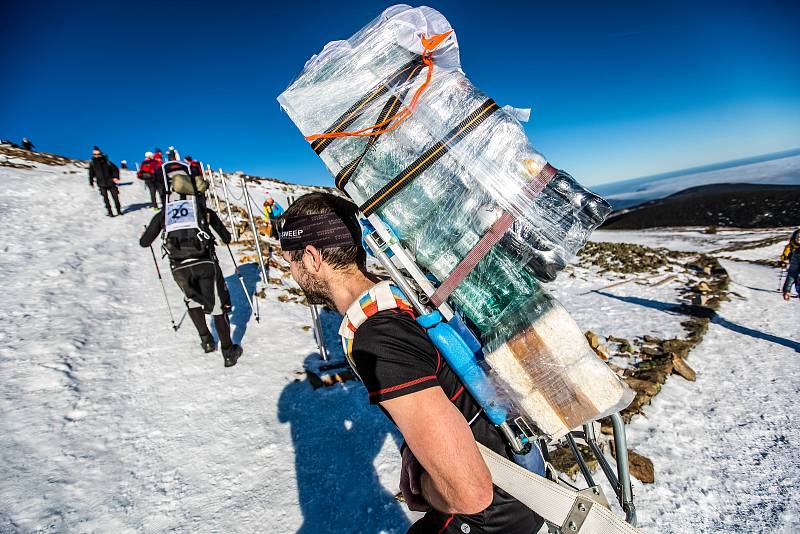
624,260,800,533
1,153,798,533
592,228,791,254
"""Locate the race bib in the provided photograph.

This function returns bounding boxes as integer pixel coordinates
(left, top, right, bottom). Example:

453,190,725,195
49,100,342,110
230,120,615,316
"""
165,199,199,232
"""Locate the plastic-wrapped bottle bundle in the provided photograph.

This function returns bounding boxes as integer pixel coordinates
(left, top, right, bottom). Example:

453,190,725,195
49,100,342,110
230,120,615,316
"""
278,5,632,439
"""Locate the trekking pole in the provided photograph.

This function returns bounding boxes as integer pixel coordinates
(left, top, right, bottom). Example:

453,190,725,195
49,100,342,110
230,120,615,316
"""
778,269,787,292
203,163,221,213
144,226,178,331
225,242,259,322
218,168,238,241
309,304,329,360
240,177,270,289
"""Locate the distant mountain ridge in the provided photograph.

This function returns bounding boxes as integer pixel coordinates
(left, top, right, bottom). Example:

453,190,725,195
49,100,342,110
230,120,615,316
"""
593,148,800,210
601,182,800,229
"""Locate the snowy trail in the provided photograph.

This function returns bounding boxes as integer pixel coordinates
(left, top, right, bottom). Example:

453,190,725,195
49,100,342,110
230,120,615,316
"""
626,259,800,533
0,166,409,533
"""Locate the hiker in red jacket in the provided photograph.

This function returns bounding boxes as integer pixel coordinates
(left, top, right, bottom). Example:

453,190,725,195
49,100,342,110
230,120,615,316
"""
137,151,161,209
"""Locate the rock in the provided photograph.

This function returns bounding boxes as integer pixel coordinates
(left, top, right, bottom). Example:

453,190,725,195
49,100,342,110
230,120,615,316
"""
642,335,661,344
585,330,602,349
640,346,664,358
624,377,660,397
671,354,697,381
661,339,692,359
691,294,709,307
593,344,610,361
628,450,655,484
694,281,712,293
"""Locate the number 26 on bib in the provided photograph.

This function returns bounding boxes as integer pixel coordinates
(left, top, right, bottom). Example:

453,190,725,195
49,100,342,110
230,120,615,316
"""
165,199,199,232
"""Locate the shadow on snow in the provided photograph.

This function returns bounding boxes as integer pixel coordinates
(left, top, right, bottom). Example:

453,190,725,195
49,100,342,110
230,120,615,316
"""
277,355,410,534
596,291,800,353
223,262,260,345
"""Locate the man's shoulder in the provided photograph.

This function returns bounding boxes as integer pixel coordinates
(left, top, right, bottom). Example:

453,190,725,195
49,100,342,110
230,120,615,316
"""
352,308,436,360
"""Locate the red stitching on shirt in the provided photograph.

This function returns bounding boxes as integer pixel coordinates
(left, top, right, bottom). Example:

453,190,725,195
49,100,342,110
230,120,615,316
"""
438,514,455,533
449,386,464,402
368,375,437,397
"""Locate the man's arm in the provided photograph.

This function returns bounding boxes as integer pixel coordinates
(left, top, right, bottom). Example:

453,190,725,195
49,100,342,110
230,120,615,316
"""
139,212,164,247
381,387,494,514
88,162,95,187
207,209,231,244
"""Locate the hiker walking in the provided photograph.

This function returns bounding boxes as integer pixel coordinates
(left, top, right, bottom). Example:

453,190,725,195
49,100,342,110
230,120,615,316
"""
278,192,543,534
263,195,284,239
21,137,35,151
88,146,122,217
139,161,243,367
780,229,800,301
137,151,161,209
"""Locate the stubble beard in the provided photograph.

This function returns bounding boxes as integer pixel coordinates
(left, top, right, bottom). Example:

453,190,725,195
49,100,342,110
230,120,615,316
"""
297,264,337,310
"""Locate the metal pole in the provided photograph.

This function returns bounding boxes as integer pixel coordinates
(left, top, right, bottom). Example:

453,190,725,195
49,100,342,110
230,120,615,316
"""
308,304,329,360
240,177,269,289
218,168,238,242
145,227,178,331
611,413,637,526
225,242,259,322
204,164,221,213
566,433,596,488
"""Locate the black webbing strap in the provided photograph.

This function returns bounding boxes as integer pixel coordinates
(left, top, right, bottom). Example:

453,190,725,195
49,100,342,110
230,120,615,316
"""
359,99,500,217
310,56,424,156
334,62,424,190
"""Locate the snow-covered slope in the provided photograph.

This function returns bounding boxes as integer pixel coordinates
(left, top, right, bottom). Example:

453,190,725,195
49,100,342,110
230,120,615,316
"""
1,150,798,533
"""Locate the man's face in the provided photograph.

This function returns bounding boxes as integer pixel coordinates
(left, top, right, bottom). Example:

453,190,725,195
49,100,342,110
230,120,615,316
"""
282,248,336,309
92,150,101,158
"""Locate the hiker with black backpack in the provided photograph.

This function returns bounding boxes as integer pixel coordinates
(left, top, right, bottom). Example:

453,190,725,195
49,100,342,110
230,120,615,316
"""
88,146,122,217
137,151,161,209
139,160,242,367
780,229,800,301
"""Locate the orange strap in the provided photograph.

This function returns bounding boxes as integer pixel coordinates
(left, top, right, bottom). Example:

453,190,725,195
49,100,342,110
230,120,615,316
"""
304,31,453,142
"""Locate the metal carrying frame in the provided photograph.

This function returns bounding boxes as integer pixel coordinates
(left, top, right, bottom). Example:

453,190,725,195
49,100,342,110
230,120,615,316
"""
360,216,637,528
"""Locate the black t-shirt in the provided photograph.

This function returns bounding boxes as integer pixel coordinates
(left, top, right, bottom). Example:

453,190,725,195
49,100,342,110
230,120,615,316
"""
350,309,543,534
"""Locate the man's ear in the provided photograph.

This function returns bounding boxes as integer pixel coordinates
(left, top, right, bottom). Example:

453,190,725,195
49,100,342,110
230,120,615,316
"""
304,245,323,273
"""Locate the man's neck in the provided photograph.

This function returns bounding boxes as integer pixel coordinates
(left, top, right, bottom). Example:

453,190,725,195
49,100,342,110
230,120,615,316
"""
330,268,381,315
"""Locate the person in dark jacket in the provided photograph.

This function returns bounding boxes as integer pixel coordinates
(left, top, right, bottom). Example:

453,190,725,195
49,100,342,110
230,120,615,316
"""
22,137,35,151
88,146,122,217
139,198,243,367
137,151,161,209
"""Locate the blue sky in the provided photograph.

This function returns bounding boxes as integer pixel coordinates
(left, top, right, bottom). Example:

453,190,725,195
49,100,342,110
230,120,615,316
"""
2,0,798,187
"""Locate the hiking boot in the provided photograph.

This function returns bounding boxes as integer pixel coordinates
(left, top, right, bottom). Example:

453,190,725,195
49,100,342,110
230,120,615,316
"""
106,212,115,217
200,334,217,353
222,344,243,367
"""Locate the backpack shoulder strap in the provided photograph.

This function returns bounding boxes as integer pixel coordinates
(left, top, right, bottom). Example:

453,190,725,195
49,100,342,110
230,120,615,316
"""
338,280,415,356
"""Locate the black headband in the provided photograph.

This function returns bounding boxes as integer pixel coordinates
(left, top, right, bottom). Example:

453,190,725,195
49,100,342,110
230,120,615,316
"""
279,213,358,251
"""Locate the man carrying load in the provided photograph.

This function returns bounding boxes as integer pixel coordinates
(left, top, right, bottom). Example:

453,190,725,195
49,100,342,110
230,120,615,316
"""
279,192,543,534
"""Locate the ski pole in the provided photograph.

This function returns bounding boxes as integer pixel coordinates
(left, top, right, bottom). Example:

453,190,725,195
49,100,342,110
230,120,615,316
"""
145,227,178,331
225,242,259,322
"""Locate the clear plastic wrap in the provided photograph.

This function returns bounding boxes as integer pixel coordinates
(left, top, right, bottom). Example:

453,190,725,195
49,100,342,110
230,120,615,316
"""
278,4,631,439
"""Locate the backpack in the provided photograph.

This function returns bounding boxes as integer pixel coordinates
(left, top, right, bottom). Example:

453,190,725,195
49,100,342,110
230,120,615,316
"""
162,162,213,261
